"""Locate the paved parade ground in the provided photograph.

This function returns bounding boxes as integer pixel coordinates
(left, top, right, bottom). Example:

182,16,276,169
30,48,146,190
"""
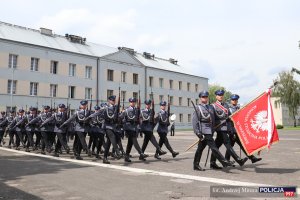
0,130,299,200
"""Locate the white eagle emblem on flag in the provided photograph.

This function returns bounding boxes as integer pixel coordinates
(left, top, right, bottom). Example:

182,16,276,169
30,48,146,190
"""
250,110,268,133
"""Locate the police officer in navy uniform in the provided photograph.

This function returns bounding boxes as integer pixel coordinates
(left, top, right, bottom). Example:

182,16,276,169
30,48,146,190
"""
120,98,148,162
25,107,39,152
193,91,233,171
155,101,179,158
0,111,7,146
52,104,70,157
89,105,106,159
6,110,16,148
39,105,55,154
8,109,26,150
140,99,167,159
225,94,262,164
101,95,122,164
210,90,248,169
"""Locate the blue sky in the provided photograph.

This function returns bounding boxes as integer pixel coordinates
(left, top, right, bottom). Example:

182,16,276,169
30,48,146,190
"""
1,0,300,103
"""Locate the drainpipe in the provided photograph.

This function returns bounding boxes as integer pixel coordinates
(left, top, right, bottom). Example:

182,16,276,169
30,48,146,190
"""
96,57,100,105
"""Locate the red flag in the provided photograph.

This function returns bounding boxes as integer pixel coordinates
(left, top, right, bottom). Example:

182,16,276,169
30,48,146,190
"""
230,89,279,156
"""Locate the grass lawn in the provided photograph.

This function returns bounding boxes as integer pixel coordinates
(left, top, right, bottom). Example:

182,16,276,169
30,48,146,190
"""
282,126,300,130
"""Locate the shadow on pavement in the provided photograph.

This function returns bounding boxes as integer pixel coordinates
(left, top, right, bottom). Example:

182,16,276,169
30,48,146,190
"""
0,181,42,200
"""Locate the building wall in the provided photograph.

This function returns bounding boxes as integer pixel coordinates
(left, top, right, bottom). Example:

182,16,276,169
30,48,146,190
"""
271,97,300,126
0,40,208,129
0,39,97,111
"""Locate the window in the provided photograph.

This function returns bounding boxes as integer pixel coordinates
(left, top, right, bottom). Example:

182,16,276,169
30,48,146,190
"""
169,80,173,89
133,92,138,99
69,86,75,99
195,84,198,92
121,71,126,83
30,82,38,96
85,66,92,79
187,98,191,107
107,69,114,81
121,91,126,101
8,54,17,69
50,84,57,97
30,57,39,71
133,73,138,84
159,95,164,102
85,88,92,99
69,63,76,76
187,82,190,91
179,97,182,106
179,114,183,122
7,80,17,94
149,76,153,87
179,81,182,90
159,78,164,88
188,114,191,123
107,90,114,99
50,61,58,74
169,96,174,105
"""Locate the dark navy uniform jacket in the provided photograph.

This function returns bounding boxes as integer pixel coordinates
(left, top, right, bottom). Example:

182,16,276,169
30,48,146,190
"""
228,104,240,134
9,115,27,132
101,104,118,131
39,112,55,132
120,106,138,132
140,108,155,132
212,101,231,132
0,115,7,131
53,111,68,133
155,110,170,134
192,103,215,136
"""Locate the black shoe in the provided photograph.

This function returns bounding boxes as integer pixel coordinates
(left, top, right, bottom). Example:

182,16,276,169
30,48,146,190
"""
66,148,70,154
96,154,102,159
41,151,46,155
53,152,59,157
76,156,83,160
8,145,11,149
86,150,92,157
125,155,131,162
237,157,248,166
103,158,110,164
222,160,234,167
25,148,30,152
251,157,262,163
210,162,223,169
139,154,147,161
158,149,167,156
194,164,205,171
154,153,161,160
172,151,179,158
15,147,20,150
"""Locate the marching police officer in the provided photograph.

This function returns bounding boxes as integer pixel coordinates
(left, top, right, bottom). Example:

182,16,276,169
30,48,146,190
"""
193,91,234,171
120,98,147,162
53,104,70,157
6,110,16,148
0,111,7,146
140,99,167,159
8,109,26,150
25,107,39,152
101,95,122,164
155,101,179,158
210,89,248,169
225,94,262,163
39,105,55,154
89,105,106,159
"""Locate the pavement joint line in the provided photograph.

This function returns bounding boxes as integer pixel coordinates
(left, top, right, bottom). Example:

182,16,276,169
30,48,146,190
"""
0,147,288,189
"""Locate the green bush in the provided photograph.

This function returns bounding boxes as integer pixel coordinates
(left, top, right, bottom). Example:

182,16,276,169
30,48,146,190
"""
276,124,284,129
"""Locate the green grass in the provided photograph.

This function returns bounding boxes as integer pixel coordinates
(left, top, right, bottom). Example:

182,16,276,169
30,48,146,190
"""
283,126,300,130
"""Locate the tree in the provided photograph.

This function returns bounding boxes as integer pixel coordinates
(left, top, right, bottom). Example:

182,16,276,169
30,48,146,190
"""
273,70,300,127
208,84,232,104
